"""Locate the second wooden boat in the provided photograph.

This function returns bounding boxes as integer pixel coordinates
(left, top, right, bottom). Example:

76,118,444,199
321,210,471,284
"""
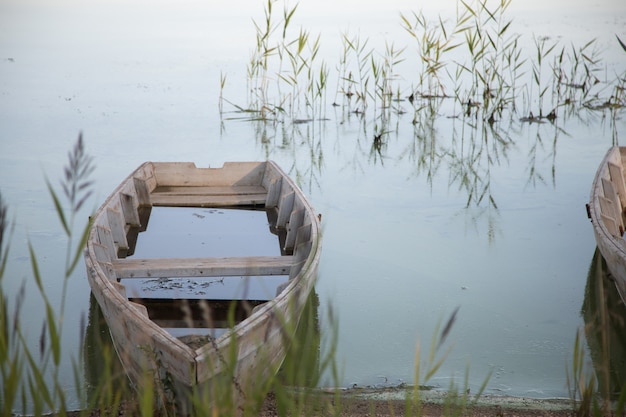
587,146,626,304
83,161,322,412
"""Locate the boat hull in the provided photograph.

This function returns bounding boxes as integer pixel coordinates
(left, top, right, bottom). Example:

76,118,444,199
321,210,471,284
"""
84,161,322,412
588,147,626,304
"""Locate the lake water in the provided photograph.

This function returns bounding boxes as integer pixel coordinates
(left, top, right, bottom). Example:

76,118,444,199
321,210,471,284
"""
1,0,625,411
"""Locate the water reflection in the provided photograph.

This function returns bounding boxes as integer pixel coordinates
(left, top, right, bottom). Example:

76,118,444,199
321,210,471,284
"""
250,91,572,204
278,290,322,388
582,249,626,400
83,294,131,404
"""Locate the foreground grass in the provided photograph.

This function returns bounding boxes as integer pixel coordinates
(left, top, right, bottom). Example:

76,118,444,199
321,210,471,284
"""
2,0,626,411
0,134,489,417
0,138,625,417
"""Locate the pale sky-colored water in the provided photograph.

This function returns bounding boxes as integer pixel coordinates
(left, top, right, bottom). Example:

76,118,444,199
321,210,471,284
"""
1,0,625,412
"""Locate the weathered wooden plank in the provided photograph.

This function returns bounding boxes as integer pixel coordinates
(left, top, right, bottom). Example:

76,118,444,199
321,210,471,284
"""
152,162,266,187
92,241,112,264
601,177,624,233
290,240,312,279
133,177,152,207
110,280,128,298
152,185,266,196
262,163,282,188
106,207,129,257
113,256,294,278
149,194,267,207
133,177,152,232
150,185,267,207
608,162,626,208
90,242,117,281
128,298,268,329
264,177,283,208
276,191,295,228
294,222,312,249
96,283,197,385
600,196,619,223
294,239,313,264
129,300,150,318
284,208,305,252
601,213,620,237
119,192,141,228
115,186,147,256
133,163,158,192
95,224,117,259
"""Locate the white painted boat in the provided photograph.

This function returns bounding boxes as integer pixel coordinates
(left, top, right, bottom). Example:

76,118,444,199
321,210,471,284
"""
587,147,626,304
83,161,322,412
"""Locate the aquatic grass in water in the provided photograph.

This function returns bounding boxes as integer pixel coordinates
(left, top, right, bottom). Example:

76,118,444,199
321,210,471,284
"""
222,0,625,212
238,0,329,122
226,1,625,125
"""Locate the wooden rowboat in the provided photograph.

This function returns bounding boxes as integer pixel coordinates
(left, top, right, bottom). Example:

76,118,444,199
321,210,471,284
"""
83,161,322,412
587,147,626,304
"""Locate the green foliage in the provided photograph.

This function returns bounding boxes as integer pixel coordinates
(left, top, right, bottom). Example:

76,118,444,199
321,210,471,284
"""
0,133,96,416
223,0,625,152
220,0,624,217
236,0,329,122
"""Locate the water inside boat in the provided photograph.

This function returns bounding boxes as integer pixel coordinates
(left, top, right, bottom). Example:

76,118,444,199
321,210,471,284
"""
120,207,289,340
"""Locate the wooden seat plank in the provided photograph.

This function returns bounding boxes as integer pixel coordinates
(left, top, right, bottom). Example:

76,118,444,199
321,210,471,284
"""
113,256,293,278
150,185,267,207
149,194,267,207
152,161,266,187
152,185,267,195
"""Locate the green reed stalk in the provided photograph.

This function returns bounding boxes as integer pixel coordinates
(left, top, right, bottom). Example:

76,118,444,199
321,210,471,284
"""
530,36,558,118
0,193,23,417
340,33,374,114
0,133,97,416
406,307,491,416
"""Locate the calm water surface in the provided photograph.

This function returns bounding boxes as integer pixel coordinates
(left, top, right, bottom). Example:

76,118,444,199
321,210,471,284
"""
1,0,625,410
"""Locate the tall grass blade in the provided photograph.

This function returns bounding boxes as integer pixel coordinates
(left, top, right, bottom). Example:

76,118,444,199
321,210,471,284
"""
46,179,70,236
617,35,626,53
438,306,460,349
